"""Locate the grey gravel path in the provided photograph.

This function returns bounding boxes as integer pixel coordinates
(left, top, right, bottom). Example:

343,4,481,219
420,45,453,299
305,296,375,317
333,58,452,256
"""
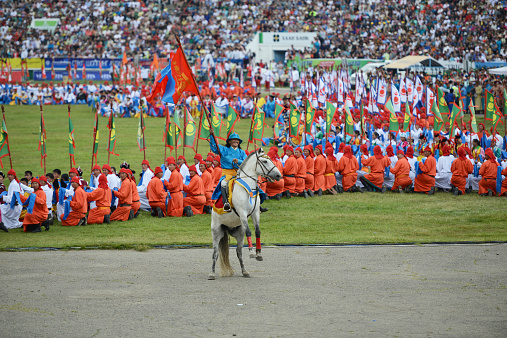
1,244,506,337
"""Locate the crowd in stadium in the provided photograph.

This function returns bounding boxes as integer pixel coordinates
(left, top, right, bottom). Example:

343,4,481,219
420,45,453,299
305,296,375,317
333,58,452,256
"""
1,0,506,63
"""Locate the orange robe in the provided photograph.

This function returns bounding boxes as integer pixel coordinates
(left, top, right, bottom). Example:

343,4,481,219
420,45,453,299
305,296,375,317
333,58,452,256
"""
414,155,436,193
212,166,222,189
147,176,168,216
304,156,315,191
131,179,141,215
390,157,413,191
283,155,297,194
258,175,267,193
183,174,206,215
266,160,284,196
313,154,326,191
19,189,47,232
337,155,359,192
295,155,307,193
62,186,87,226
86,188,111,224
501,167,507,197
324,158,338,190
111,179,133,221
164,170,184,217
450,158,474,194
478,160,498,195
363,155,391,189
201,170,214,206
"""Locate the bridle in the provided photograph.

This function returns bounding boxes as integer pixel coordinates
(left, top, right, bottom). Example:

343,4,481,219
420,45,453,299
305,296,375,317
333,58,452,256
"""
237,150,277,182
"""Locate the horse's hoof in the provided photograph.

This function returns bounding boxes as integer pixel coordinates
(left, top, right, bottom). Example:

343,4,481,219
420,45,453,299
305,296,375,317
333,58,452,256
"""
256,255,263,261
242,271,251,278
208,274,216,280
249,252,256,259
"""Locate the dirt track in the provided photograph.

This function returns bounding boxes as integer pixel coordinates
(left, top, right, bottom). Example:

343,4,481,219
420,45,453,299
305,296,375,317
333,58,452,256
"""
1,244,506,337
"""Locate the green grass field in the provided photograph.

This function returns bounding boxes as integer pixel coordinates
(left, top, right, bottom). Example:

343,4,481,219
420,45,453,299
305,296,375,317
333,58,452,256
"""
0,104,505,250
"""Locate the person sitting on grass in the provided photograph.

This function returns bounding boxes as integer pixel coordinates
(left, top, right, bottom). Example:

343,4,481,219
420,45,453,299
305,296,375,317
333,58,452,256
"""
147,167,167,218
19,177,49,233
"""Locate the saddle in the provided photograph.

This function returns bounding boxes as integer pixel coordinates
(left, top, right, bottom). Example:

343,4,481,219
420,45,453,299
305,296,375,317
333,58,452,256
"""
212,178,236,215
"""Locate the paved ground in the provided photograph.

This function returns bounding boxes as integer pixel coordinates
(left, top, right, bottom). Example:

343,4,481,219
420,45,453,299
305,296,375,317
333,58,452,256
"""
1,244,506,337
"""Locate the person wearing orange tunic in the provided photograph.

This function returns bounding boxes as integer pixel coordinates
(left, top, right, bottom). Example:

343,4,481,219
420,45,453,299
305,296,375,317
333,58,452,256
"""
183,165,206,215
324,147,338,194
478,148,500,196
390,149,413,193
212,156,222,189
164,157,185,217
266,149,284,199
303,145,315,197
336,145,359,192
282,146,297,197
62,177,88,226
413,146,437,194
86,174,112,224
147,167,168,217
294,147,307,197
450,147,474,196
128,169,141,218
500,166,507,197
360,145,391,193
199,161,214,214
313,145,326,196
19,178,48,233
111,169,133,221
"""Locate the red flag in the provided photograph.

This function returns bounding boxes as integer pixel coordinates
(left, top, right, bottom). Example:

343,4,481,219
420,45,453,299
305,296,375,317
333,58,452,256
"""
82,62,86,80
51,58,55,80
122,52,128,66
146,47,199,104
99,60,102,79
73,63,77,79
67,63,72,79
41,60,46,80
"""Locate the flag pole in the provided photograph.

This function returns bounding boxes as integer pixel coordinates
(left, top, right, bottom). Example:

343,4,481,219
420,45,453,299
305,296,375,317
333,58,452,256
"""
196,106,202,155
174,108,178,159
174,35,221,157
183,104,186,158
91,102,98,173
107,101,112,165
246,106,255,151
68,104,72,170
40,104,46,175
164,106,169,162
1,105,13,169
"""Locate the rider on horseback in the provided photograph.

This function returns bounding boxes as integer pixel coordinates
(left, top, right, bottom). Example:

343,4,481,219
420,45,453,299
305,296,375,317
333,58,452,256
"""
209,132,246,212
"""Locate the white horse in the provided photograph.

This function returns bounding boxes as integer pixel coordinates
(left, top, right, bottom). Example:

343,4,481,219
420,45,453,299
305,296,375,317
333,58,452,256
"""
209,147,282,280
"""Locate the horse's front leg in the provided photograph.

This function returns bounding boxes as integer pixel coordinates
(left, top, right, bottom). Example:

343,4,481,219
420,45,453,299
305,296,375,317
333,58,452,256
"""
245,224,256,259
237,217,251,277
251,208,263,261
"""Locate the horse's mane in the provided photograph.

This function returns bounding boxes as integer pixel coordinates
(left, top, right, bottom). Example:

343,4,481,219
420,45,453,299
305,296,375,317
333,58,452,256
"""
238,148,264,172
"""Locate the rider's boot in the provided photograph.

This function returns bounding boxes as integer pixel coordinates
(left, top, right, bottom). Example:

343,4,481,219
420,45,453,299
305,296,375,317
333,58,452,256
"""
222,184,231,212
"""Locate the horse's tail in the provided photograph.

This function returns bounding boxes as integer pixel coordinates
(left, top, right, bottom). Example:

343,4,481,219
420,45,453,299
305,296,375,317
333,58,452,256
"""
218,226,234,277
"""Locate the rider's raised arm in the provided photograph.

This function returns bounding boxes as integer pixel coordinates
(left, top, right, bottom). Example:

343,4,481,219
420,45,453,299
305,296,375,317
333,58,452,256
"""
209,135,224,155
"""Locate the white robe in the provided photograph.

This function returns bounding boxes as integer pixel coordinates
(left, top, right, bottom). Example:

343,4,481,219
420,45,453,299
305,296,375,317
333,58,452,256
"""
407,157,417,183
1,180,23,229
435,155,454,189
137,168,154,211
383,155,398,189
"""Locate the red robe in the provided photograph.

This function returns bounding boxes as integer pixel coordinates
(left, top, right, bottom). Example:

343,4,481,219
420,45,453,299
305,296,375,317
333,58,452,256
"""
450,158,473,194
304,156,315,191
478,160,498,195
295,155,307,193
414,155,436,193
390,157,412,190
212,166,222,189
501,167,507,196
131,179,141,215
20,189,47,231
337,156,359,191
363,155,391,189
324,157,338,190
86,187,111,224
111,179,133,221
201,169,214,206
62,186,88,226
147,176,167,216
266,160,284,196
183,174,206,215
313,154,326,191
283,155,297,193
164,170,184,217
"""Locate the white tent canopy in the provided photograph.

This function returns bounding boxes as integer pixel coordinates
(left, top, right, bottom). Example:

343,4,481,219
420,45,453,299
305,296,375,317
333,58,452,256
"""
488,66,507,75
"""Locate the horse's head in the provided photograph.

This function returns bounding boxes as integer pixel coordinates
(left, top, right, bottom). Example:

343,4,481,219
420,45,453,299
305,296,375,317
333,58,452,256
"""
254,148,282,183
